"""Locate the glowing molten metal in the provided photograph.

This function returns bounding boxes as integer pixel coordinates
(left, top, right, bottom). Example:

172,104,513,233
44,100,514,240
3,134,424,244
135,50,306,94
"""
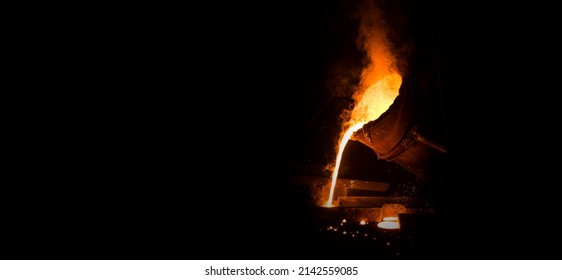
324,73,401,207
377,217,400,230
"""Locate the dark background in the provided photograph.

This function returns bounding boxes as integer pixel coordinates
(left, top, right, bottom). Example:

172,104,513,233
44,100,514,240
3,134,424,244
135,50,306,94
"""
4,0,561,259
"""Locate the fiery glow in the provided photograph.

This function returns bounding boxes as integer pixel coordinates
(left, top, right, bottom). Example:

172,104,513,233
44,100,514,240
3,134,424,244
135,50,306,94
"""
377,216,400,230
359,220,367,225
349,73,402,126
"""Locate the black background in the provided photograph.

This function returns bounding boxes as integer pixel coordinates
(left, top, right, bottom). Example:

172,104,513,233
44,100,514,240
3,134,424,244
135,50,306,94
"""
4,0,561,260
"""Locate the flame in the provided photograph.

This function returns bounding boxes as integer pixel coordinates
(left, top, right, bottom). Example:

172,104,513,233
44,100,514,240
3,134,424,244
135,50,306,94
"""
349,73,402,126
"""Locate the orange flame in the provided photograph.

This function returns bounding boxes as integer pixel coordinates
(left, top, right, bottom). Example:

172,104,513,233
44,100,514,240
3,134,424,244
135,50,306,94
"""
349,73,402,126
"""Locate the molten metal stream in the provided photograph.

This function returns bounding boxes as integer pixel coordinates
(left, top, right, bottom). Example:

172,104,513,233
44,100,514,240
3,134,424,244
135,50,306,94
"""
324,123,365,207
